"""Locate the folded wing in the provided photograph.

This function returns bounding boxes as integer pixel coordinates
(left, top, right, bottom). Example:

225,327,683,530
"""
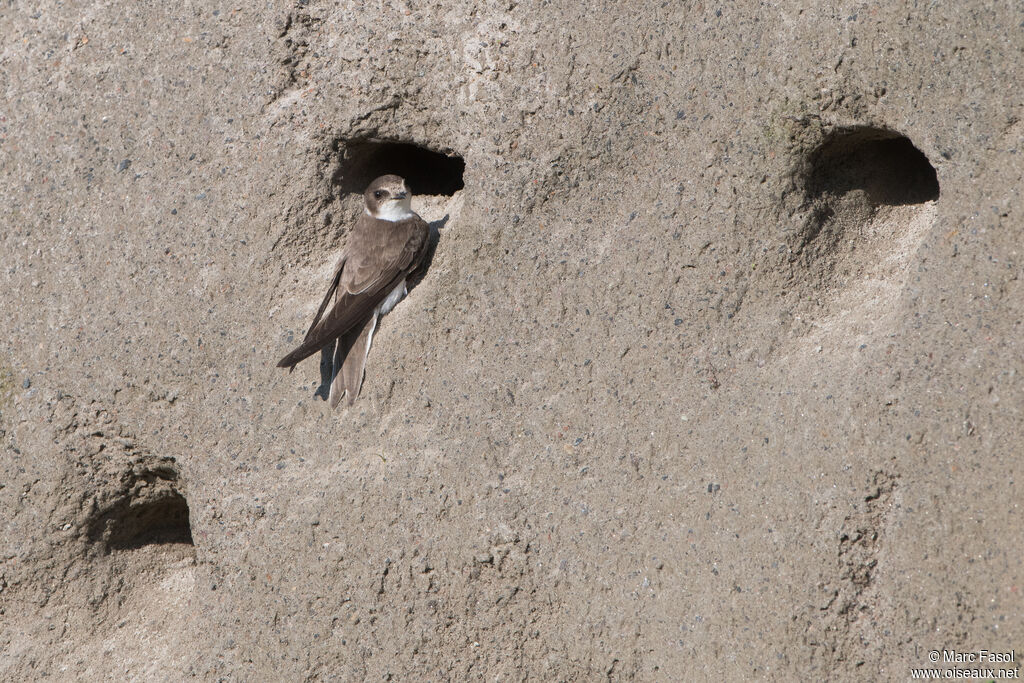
276,216,428,369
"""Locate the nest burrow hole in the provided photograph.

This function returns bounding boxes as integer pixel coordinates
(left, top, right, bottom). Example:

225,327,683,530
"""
807,127,940,206
334,140,465,196
88,465,194,552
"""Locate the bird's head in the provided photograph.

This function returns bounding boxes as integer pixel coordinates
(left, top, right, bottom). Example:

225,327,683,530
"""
364,175,413,222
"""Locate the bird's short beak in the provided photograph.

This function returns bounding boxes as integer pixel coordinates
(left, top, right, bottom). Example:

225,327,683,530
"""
394,191,408,200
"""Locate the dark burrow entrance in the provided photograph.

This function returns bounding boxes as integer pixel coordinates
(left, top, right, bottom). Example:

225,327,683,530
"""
334,140,465,196
87,460,194,553
805,127,940,206
785,125,941,292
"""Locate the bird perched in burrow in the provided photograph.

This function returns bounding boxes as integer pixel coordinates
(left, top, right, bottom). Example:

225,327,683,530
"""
277,174,429,406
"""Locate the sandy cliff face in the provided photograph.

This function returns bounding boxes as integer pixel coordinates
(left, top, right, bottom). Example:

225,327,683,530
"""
1,1,1020,679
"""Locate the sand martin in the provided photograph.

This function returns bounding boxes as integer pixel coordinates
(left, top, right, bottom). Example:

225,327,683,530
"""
278,174,430,406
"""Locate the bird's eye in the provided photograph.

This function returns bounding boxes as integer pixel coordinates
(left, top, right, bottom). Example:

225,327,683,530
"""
373,190,385,199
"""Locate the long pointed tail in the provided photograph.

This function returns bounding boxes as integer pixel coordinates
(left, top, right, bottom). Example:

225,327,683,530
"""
328,313,377,408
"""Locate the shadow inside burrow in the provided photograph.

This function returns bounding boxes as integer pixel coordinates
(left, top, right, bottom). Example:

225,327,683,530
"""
333,140,465,197
85,460,194,553
807,128,939,207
